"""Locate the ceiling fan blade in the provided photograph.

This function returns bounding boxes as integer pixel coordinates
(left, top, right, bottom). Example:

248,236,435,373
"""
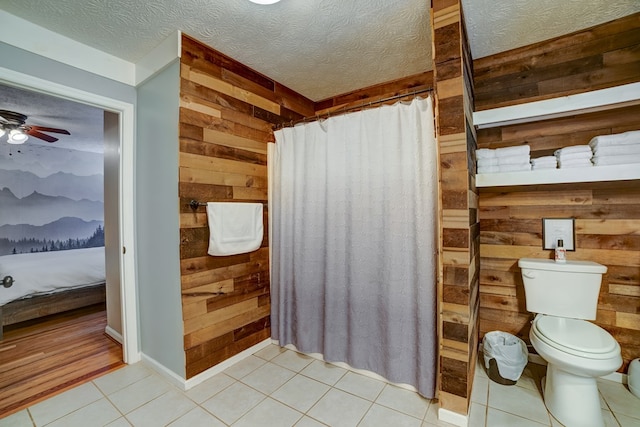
30,125,70,135
26,128,59,143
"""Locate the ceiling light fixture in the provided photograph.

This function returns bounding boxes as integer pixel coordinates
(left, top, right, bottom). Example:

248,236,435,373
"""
7,129,28,144
249,0,281,4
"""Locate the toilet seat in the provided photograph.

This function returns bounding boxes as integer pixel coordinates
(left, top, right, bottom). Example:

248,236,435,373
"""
532,315,619,359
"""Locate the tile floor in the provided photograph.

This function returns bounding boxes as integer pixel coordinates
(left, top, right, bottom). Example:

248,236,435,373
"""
1,345,639,427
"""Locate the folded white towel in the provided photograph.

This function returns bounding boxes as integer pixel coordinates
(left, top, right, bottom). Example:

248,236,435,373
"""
557,158,593,167
530,156,557,166
476,145,530,159
478,155,530,167
207,202,264,256
478,163,531,174
554,145,592,156
532,163,557,170
555,151,593,161
476,148,496,159
593,144,640,156
559,163,594,169
592,154,640,166
589,131,640,149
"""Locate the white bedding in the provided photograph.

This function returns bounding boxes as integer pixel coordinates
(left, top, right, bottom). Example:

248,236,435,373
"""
0,247,105,306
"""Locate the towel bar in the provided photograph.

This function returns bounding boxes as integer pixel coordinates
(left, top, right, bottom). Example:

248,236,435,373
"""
189,199,267,210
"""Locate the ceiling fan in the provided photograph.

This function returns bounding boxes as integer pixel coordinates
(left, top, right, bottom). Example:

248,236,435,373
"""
0,109,70,144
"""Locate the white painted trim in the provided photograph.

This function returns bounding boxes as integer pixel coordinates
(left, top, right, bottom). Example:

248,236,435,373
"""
528,353,547,366
476,164,640,187
141,339,272,391
473,82,640,129
0,11,135,85
438,408,468,427
0,66,140,365
135,31,182,86
105,326,123,344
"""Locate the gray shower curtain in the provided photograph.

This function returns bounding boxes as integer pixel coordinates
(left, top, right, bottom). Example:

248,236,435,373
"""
269,97,438,397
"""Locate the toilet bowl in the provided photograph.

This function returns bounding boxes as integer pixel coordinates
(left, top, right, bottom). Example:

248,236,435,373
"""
518,258,622,427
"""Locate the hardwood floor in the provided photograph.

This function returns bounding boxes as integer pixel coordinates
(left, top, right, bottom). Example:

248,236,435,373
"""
0,304,124,418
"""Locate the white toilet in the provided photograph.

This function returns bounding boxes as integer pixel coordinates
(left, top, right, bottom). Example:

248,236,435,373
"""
518,258,622,427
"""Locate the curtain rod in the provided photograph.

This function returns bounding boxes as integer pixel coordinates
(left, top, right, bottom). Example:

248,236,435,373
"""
274,87,433,130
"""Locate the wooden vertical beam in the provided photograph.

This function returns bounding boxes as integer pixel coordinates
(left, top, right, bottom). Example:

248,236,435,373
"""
431,0,479,419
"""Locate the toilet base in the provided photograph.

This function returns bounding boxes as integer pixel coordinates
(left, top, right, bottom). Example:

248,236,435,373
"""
543,364,604,427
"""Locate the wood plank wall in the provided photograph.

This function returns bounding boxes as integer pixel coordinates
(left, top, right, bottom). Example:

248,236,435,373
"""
431,0,479,416
179,35,315,378
474,15,640,372
474,12,640,110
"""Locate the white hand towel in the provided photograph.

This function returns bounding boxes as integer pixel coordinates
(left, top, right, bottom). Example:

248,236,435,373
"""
592,154,640,166
207,202,264,256
530,156,557,166
494,145,530,158
555,151,593,161
476,148,496,159
557,158,592,168
532,164,557,170
554,145,592,156
478,155,530,167
589,131,640,149
593,144,640,156
478,163,531,174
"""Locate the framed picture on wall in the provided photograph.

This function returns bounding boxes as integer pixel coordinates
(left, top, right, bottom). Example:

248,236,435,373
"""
542,218,576,251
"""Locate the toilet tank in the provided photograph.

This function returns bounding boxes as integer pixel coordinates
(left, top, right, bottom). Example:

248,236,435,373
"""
518,258,607,320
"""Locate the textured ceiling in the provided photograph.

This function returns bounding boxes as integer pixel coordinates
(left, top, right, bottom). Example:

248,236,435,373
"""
0,0,639,101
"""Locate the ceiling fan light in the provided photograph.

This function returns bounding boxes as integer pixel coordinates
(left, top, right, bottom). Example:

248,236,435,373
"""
249,0,281,4
8,129,28,144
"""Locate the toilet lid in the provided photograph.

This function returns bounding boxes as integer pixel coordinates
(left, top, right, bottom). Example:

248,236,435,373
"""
534,316,618,354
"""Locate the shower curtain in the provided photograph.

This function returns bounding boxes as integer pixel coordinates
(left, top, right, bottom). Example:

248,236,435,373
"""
270,97,438,397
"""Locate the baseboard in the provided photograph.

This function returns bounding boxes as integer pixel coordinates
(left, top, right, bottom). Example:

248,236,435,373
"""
142,339,272,391
104,326,123,344
438,408,468,427
183,339,272,390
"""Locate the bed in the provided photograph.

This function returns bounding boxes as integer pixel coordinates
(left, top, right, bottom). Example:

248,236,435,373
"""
0,247,106,339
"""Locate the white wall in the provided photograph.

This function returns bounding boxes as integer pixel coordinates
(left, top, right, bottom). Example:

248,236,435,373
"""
135,59,185,377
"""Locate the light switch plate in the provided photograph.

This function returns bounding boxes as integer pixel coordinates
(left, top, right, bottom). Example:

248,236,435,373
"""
542,218,575,251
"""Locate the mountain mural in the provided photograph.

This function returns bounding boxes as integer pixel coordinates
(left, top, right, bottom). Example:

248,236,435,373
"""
0,188,104,226
0,217,104,242
0,169,103,201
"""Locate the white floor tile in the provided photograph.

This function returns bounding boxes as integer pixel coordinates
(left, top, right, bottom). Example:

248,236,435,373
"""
295,416,327,427
223,355,266,380
487,407,550,426
375,384,430,420
602,410,622,427
271,374,330,413
125,390,195,427
358,403,422,427
0,410,32,427
468,403,487,427
201,381,265,425
308,388,372,427
233,397,303,427
470,376,489,405
184,373,235,404
254,344,287,361
271,350,314,372
241,362,297,395
300,359,347,386
93,363,152,396
105,418,132,427
615,412,640,427
45,398,120,427
29,382,103,426
598,379,640,420
516,365,540,392
167,407,226,427
488,381,550,425
334,372,385,402
107,373,172,414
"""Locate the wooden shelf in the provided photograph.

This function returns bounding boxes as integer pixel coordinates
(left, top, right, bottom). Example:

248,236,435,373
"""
476,164,640,187
473,83,640,129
